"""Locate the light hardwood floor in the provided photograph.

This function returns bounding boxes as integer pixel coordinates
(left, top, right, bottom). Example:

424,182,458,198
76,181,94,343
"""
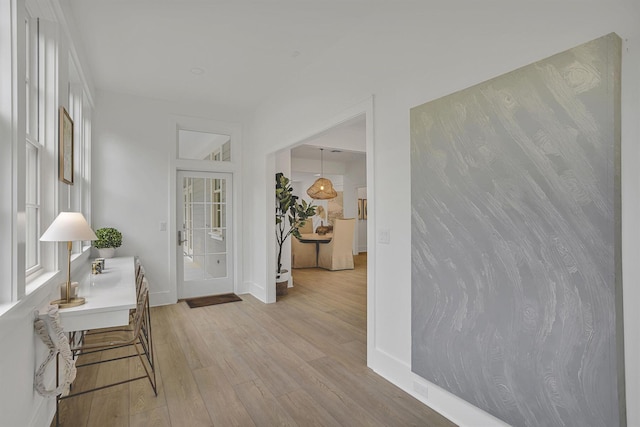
56,254,455,426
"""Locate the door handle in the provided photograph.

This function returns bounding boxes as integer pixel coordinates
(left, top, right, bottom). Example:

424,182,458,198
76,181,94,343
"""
178,230,187,245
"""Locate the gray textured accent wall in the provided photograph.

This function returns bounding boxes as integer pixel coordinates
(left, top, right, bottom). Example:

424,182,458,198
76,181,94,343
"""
410,33,623,427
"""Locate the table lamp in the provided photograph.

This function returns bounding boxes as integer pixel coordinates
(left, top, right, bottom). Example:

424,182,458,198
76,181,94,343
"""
40,212,98,308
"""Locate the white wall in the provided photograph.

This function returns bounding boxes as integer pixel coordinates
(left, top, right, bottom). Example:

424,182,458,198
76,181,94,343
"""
92,91,244,306
242,2,640,426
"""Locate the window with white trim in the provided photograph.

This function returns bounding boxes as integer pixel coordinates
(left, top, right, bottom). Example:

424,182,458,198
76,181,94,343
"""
68,81,92,254
25,14,42,276
0,3,94,305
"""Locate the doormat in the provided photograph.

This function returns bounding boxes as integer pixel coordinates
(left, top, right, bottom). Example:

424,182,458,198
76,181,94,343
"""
184,293,242,308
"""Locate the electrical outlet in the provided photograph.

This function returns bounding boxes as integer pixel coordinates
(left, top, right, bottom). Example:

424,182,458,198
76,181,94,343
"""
159,222,167,231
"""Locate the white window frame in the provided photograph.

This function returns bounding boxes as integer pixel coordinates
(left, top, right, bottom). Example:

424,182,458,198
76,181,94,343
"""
24,13,42,277
0,0,94,308
0,0,21,304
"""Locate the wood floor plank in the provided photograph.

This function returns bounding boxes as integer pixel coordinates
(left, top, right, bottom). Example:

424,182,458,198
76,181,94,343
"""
56,254,456,427
130,406,172,427
166,302,217,370
310,355,430,426
56,350,102,427
129,347,166,415
237,340,301,397
278,388,343,427
155,341,213,427
86,385,129,427
233,379,298,427
193,365,256,426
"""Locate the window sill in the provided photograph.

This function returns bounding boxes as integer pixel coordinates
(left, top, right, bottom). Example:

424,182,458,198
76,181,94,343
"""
0,270,60,318
0,246,93,318
25,270,59,296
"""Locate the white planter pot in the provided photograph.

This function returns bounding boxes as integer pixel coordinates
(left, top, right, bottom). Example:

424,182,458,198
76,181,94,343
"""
276,269,290,282
97,247,116,258
276,269,290,296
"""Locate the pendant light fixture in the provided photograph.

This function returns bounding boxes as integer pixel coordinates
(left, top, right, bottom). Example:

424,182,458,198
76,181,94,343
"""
306,148,337,200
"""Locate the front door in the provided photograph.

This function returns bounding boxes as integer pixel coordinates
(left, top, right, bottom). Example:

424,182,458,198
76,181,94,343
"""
177,171,233,299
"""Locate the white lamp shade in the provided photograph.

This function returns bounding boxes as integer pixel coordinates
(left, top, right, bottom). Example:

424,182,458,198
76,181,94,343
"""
40,212,98,242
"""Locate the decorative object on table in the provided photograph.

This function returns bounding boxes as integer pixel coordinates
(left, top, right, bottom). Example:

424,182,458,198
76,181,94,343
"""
40,212,98,308
58,106,74,185
276,172,316,296
363,199,367,220
96,257,105,270
306,148,337,200
316,224,332,235
312,204,327,231
327,191,343,222
94,227,123,258
60,281,79,299
91,260,102,274
357,198,363,220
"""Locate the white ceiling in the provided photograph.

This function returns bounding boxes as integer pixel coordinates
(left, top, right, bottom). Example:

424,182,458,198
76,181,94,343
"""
290,115,365,181
291,115,366,163
67,0,378,113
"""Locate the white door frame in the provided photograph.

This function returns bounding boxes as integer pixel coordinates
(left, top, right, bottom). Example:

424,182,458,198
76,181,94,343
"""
177,170,233,299
164,116,242,306
264,96,375,364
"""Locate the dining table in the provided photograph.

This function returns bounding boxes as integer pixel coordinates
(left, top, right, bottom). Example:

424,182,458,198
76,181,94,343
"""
298,233,333,265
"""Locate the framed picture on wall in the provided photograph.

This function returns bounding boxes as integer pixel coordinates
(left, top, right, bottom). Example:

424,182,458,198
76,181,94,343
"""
59,106,74,185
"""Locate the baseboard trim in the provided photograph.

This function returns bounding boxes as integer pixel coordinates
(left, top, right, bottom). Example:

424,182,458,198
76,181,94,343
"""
368,347,508,427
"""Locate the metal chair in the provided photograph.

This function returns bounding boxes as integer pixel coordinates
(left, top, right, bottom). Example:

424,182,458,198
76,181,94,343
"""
57,279,157,423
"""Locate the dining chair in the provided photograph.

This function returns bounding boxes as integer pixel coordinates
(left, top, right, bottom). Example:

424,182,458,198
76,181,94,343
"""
292,220,317,268
66,278,157,396
317,218,356,270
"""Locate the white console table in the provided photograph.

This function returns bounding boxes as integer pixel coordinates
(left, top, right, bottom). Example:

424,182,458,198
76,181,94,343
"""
58,256,137,332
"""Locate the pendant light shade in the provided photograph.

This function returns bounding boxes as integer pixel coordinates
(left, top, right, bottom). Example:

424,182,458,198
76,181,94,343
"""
307,148,337,200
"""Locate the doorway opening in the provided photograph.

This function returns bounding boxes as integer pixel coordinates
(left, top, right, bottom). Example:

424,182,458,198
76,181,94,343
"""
276,112,371,359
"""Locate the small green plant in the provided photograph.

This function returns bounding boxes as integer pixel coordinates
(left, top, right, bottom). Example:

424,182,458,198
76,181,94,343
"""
94,227,123,249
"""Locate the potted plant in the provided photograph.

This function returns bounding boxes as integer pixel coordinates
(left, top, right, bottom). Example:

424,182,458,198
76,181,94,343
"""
275,172,315,296
94,227,123,258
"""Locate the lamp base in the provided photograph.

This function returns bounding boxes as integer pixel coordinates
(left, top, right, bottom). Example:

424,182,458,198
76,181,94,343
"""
50,297,86,309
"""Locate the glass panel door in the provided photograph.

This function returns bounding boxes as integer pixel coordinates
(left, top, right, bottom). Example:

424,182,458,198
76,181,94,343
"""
177,171,233,298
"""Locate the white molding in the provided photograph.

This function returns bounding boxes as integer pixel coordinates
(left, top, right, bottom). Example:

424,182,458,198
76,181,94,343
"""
0,0,17,304
49,0,95,107
149,290,174,307
245,280,266,303
167,114,243,303
262,96,374,312
369,347,509,427
28,392,55,427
